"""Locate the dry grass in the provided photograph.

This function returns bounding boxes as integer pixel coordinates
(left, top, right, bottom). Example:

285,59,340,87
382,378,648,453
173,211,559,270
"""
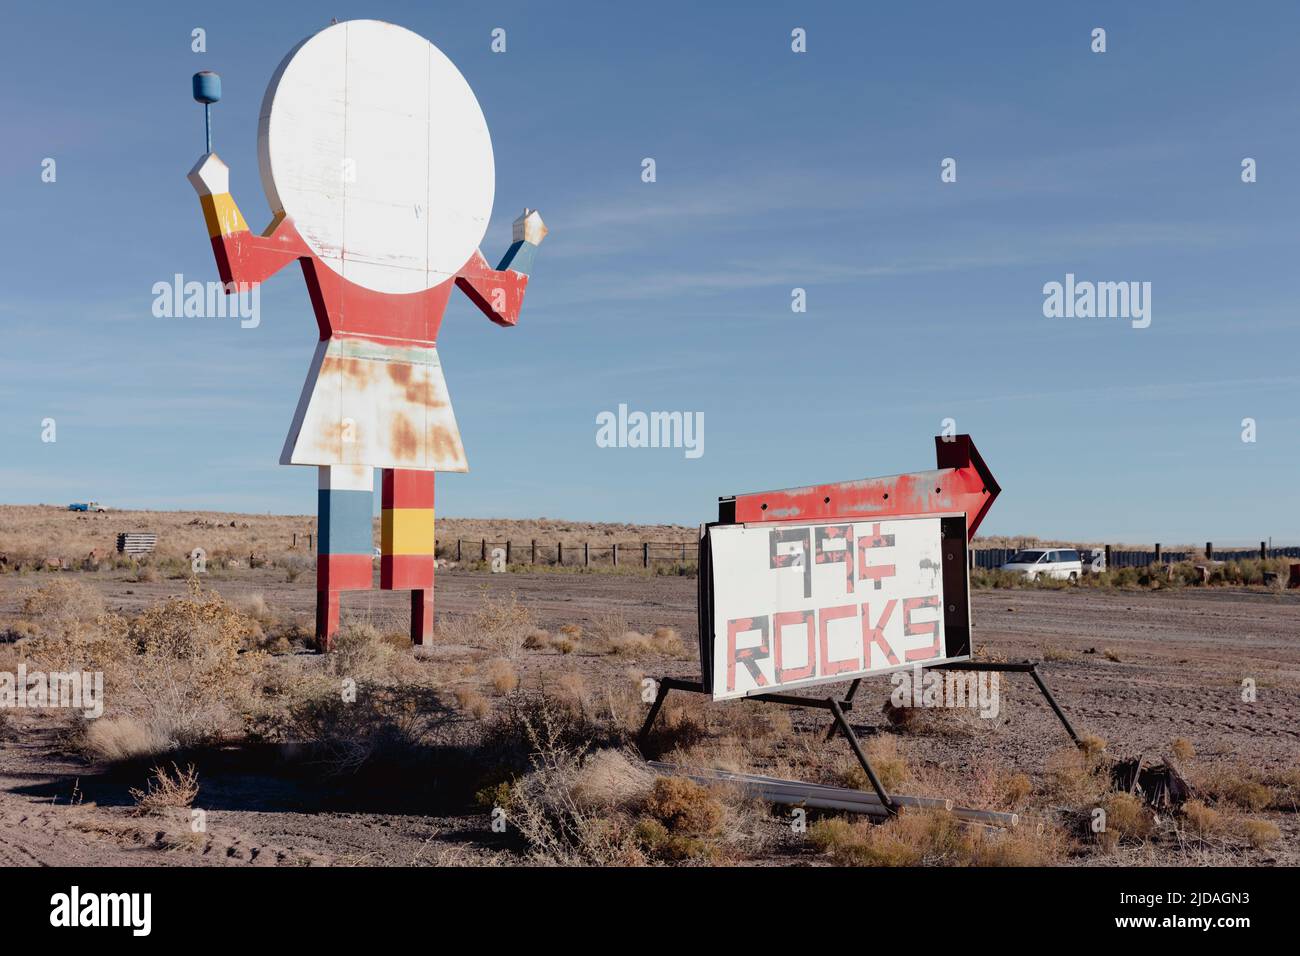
1171,737,1195,762
83,716,175,762
1194,765,1275,811
808,809,1012,866
1239,819,1281,849
1181,799,1224,836
606,627,687,658
838,735,910,791
328,622,397,680
468,594,535,659
128,763,199,816
486,658,519,696
1097,792,1154,849
455,688,491,720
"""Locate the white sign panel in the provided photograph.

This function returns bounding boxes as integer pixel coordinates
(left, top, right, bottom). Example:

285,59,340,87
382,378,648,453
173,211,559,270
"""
707,516,961,700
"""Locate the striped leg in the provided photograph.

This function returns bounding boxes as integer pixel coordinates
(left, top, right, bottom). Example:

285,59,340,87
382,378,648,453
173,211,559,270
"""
316,465,375,651
380,469,436,645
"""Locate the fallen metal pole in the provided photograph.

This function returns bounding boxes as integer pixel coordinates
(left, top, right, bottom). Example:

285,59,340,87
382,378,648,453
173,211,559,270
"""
648,762,1018,827
649,763,952,810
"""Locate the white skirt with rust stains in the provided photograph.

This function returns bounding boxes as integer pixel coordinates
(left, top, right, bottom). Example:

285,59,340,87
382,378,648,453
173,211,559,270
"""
280,337,468,472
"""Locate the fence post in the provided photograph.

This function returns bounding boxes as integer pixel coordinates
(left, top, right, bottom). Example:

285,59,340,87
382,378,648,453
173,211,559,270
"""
1206,541,1213,561
682,541,687,561
1154,542,1161,564
456,539,462,562
612,543,618,567
557,542,563,565
531,539,537,564
584,542,590,567
643,542,649,568
307,532,313,550
1104,544,1112,570
292,532,297,549
506,540,512,564
481,539,487,561
1260,541,1267,560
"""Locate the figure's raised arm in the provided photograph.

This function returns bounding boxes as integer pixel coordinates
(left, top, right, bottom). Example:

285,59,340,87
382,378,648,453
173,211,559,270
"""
188,153,306,286
455,208,547,327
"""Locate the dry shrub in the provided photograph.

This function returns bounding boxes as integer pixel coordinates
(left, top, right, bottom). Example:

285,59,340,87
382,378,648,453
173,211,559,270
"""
607,627,686,658
549,671,590,717
83,715,174,762
1098,792,1153,849
1181,799,1223,836
16,578,108,641
1044,745,1109,805
970,819,1069,866
523,629,551,650
608,631,653,656
1239,819,1281,849
551,637,575,655
1102,648,1121,663
1001,773,1034,806
1171,737,1195,762
632,817,716,862
1040,644,1078,662
558,624,582,640
455,687,491,720
119,583,265,746
486,658,519,696
652,627,685,656
285,684,454,776
237,592,274,624
129,762,199,816
471,594,534,659
641,699,708,756
644,777,724,836
503,700,645,865
329,622,396,680
569,748,656,810
1078,733,1107,760
588,611,628,646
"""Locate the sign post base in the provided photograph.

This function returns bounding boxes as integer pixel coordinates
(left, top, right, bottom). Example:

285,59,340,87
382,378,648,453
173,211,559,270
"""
637,659,1082,821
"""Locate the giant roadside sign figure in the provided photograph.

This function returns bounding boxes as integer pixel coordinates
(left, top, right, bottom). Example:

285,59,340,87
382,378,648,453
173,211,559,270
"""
188,19,546,649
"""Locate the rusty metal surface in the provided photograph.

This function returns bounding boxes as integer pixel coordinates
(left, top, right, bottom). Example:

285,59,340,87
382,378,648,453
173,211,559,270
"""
723,435,1000,540
281,336,467,471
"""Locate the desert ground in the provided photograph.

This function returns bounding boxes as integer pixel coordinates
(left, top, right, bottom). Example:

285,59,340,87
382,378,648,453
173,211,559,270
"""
0,506,1296,867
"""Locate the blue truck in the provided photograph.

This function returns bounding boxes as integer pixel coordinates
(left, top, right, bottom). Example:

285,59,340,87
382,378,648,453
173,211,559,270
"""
67,501,108,513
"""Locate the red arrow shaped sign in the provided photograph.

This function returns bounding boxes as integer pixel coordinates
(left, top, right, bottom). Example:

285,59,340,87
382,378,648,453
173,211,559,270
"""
719,435,1001,540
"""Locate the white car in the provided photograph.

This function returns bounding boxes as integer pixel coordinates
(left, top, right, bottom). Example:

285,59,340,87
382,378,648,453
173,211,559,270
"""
1000,548,1083,582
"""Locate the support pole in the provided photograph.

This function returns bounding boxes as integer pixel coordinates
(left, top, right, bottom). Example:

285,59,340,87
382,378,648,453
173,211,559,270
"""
828,698,896,814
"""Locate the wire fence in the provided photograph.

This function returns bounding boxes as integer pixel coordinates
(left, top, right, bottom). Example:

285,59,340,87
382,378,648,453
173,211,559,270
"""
973,544,1300,570
285,533,1300,573
441,538,697,568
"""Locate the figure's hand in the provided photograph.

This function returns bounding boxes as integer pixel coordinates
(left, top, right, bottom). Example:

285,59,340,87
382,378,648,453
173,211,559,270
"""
512,208,548,246
187,153,230,197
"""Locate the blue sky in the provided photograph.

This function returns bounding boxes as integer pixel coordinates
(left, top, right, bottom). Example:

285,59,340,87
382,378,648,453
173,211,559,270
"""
2,0,1297,544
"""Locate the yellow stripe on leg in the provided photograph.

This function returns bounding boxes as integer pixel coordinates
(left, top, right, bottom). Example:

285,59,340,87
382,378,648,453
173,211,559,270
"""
381,508,435,555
